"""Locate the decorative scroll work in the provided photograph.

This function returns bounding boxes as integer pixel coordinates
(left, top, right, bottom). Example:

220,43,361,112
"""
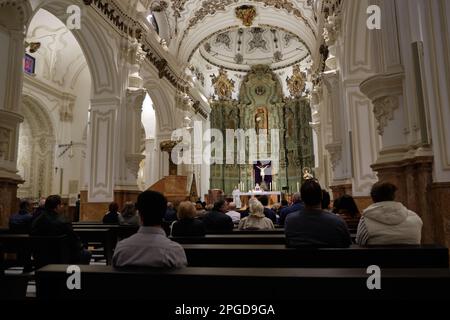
286,65,306,97
373,96,399,135
211,68,235,100
235,5,257,27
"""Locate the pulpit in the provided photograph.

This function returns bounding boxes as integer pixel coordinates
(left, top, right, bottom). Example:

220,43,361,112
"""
148,175,188,203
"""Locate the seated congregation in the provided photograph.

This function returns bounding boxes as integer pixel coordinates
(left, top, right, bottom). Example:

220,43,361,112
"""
1,179,444,300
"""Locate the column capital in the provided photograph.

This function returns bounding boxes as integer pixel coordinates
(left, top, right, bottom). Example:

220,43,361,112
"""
360,72,404,135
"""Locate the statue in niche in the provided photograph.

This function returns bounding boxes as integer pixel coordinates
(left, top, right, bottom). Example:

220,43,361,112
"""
254,107,267,134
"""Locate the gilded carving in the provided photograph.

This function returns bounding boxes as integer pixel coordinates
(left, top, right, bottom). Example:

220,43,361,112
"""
235,5,257,27
211,68,235,100
286,65,306,97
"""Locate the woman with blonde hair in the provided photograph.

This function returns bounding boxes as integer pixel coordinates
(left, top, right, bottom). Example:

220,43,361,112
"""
118,202,140,226
171,201,206,237
238,199,274,230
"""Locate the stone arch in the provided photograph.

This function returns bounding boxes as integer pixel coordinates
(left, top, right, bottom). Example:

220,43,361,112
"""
18,95,55,198
28,0,120,97
144,79,176,134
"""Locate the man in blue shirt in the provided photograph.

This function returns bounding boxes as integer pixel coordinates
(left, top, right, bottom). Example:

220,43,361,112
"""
285,180,351,248
279,192,304,226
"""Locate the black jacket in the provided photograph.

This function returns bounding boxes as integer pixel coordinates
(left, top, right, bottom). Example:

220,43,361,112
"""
171,218,206,237
31,210,84,263
203,211,234,234
285,208,352,248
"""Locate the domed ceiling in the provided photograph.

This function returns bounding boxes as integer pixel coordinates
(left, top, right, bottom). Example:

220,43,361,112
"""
147,0,320,98
194,26,310,71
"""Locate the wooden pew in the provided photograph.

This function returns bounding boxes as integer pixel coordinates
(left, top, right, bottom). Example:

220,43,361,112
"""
73,229,115,265
36,264,450,300
72,223,139,240
181,244,449,268
0,234,70,270
171,234,287,244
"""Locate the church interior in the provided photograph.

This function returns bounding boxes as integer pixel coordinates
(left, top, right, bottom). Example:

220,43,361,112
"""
1,0,450,305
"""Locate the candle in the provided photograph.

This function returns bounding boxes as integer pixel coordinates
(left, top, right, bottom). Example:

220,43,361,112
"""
270,182,272,191
297,182,300,193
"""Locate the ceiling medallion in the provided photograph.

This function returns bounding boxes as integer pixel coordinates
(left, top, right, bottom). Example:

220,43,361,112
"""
235,5,257,27
286,65,306,97
211,68,235,100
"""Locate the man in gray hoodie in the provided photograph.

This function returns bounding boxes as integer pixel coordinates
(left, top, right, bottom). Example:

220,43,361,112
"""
356,182,423,246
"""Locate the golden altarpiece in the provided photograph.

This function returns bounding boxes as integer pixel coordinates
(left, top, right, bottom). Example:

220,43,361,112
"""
209,65,314,195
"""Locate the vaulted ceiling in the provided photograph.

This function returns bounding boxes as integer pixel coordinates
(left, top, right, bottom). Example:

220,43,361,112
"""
146,0,320,98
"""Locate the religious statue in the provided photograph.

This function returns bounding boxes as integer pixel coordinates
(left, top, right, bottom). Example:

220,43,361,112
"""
256,164,269,181
303,167,314,180
232,186,242,209
254,183,261,192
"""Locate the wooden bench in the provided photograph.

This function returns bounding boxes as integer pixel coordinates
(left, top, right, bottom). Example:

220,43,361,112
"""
181,244,449,268
171,234,287,244
0,234,71,270
73,229,115,265
35,264,450,300
72,224,139,240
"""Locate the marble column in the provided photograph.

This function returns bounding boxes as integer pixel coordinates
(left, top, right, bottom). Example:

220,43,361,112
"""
0,29,26,226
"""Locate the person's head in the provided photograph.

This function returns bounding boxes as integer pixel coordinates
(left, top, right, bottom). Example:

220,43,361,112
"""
370,182,398,203
228,202,236,210
38,197,46,208
109,202,119,214
249,199,265,218
121,202,136,217
177,201,197,220
167,202,174,209
300,180,322,208
321,189,331,210
136,191,167,226
292,192,302,204
281,199,288,207
335,194,360,217
205,204,214,211
202,201,206,209
45,195,63,214
19,199,32,212
195,202,204,211
259,195,269,206
213,199,228,213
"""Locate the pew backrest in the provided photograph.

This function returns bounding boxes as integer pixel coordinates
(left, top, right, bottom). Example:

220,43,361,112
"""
181,244,449,268
35,264,450,300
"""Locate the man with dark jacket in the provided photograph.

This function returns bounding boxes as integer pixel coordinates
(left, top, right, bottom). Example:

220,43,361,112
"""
285,180,351,248
258,195,277,224
203,199,234,234
279,192,304,225
31,195,91,264
9,199,33,233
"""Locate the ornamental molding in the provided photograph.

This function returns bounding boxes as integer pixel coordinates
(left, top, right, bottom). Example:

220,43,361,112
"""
372,96,399,135
360,72,404,135
325,142,342,170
